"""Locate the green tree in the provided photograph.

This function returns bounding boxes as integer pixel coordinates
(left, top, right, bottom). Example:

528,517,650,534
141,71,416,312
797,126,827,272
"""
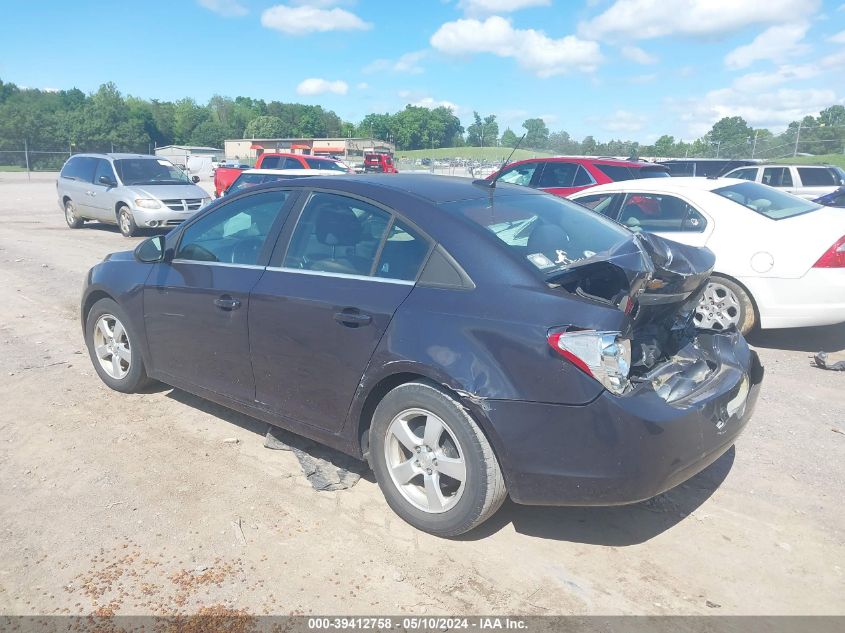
653,134,676,157
500,128,519,148
244,115,285,138
522,118,549,149
705,116,753,158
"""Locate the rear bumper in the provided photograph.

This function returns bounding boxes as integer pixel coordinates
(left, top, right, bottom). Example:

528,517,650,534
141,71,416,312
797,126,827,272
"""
485,332,763,506
742,270,845,329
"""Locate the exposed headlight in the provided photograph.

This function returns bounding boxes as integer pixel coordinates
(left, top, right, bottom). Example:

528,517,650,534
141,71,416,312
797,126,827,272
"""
135,198,162,209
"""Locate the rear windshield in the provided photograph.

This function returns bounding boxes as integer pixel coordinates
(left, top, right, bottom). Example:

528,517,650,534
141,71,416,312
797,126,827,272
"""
304,158,348,172
440,193,630,276
228,173,275,193
714,181,821,220
636,167,670,179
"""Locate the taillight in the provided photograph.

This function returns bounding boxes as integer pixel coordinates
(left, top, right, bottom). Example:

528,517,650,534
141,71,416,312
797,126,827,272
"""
547,329,632,395
813,235,845,268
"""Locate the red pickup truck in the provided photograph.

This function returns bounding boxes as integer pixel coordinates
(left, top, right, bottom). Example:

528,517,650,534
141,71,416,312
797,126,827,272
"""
213,153,351,197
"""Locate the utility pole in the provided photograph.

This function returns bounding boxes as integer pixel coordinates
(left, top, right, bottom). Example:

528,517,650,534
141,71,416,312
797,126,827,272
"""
793,121,802,157
713,140,721,158
24,138,30,181
751,129,759,159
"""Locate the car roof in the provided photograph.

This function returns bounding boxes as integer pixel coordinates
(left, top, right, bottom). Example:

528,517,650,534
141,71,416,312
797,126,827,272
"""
570,176,747,195
71,153,159,160
241,173,544,204
507,156,665,169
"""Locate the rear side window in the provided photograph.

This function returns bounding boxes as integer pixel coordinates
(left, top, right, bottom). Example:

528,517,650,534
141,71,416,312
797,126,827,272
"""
618,194,707,233
260,156,281,169
797,167,836,187
283,157,304,169
60,156,96,182
762,167,793,187
374,219,430,281
595,164,634,181
572,165,594,186
537,162,578,188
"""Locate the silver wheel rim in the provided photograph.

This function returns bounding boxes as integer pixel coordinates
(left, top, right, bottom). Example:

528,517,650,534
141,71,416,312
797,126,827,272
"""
695,282,741,330
384,408,467,514
65,201,76,224
119,211,131,234
93,314,131,379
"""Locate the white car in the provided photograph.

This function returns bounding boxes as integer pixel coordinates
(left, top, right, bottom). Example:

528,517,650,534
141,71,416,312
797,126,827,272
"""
569,178,845,333
223,168,349,196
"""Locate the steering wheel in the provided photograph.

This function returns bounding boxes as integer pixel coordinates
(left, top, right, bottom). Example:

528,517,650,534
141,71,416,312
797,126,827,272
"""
230,237,263,264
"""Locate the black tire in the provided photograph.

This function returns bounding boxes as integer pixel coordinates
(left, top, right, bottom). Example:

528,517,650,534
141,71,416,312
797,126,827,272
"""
695,276,757,335
117,205,137,237
369,381,507,537
84,298,153,393
64,199,84,229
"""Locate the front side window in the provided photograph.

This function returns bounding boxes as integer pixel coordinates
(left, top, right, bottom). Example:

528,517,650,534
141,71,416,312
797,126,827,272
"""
797,167,836,187
536,162,578,188
176,190,289,265
114,159,190,185
260,155,282,169
283,157,305,169
762,167,793,188
618,193,707,233
497,162,539,186
714,181,820,220
729,167,757,181
284,193,390,276
93,159,116,185
440,193,630,275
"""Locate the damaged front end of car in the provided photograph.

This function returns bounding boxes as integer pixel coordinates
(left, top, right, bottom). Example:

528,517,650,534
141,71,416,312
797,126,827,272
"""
546,232,762,403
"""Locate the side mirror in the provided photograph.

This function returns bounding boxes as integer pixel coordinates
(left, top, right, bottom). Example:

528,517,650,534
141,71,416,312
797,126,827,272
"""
134,235,167,263
191,175,200,183
99,175,117,187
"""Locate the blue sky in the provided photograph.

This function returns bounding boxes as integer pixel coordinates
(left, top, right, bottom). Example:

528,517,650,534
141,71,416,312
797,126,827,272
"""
1,0,844,142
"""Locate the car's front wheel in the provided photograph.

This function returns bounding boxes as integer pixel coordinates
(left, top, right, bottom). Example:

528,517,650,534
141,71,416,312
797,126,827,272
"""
369,381,507,537
117,206,137,237
64,199,84,229
84,298,152,393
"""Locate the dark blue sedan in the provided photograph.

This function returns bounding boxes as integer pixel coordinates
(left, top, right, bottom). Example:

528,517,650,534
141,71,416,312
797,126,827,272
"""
81,174,762,536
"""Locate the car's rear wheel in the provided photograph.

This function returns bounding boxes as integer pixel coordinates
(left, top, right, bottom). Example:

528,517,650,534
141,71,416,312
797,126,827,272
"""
694,277,756,335
85,298,152,393
118,206,137,237
369,381,507,537
64,199,84,229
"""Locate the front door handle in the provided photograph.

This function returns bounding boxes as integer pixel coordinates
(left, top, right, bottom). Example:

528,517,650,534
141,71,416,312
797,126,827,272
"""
214,295,241,310
334,308,372,327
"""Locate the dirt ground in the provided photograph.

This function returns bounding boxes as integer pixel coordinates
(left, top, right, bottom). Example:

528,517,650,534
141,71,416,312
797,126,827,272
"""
0,171,843,617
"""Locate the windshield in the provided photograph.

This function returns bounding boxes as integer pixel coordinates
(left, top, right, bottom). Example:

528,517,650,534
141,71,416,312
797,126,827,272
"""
114,159,191,185
304,158,348,172
440,193,631,275
714,181,821,220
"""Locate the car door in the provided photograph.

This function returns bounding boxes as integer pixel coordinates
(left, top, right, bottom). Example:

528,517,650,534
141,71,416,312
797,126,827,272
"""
88,158,119,221
143,189,296,402
248,190,431,433
617,192,711,247
61,156,98,218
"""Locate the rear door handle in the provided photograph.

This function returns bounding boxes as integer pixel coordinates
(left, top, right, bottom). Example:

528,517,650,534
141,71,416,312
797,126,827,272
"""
214,295,241,310
334,308,372,327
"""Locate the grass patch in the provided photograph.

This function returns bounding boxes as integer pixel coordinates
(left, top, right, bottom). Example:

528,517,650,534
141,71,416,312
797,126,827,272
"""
0,165,27,172
397,147,553,161
769,154,845,169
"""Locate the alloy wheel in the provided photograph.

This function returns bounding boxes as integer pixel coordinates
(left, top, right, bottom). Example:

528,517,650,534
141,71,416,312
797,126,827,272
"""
93,313,131,379
119,211,131,235
384,408,467,513
695,282,741,330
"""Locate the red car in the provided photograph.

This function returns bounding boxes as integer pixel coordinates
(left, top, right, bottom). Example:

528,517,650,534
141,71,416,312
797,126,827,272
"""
213,153,351,197
487,157,669,197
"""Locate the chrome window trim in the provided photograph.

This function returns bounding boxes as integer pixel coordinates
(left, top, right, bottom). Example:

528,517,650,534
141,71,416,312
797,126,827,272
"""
264,266,415,285
171,258,266,270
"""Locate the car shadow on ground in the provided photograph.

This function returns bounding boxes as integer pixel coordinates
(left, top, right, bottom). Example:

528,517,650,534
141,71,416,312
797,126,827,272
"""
456,447,735,546
747,322,845,353
79,222,165,238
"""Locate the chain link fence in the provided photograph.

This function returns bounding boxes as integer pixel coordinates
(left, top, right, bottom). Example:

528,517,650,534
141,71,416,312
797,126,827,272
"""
0,141,154,175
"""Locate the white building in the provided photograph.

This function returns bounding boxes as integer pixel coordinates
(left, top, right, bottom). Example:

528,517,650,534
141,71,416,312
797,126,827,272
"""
154,145,224,168
223,137,394,163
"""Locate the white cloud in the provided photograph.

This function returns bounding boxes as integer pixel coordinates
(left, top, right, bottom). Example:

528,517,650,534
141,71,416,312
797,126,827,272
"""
290,0,350,6
296,78,349,95
580,0,820,41
261,4,371,35
628,73,657,84
621,45,657,64
363,50,428,75
829,30,845,44
197,0,248,17
430,16,602,77
595,109,647,133
458,0,550,15
724,23,810,69
397,90,461,113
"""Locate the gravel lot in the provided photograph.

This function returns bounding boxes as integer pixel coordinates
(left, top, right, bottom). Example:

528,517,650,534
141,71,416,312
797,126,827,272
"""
1,171,843,617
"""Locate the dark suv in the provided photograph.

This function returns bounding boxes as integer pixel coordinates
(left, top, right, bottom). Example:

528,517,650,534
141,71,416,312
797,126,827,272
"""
487,157,669,198
81,175,761,536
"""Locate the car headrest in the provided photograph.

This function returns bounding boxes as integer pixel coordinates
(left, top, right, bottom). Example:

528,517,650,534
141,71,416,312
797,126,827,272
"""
527,222,570,255
315,205,362,246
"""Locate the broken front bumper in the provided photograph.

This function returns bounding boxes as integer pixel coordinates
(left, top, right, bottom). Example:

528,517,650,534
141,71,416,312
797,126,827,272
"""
484,331,763,506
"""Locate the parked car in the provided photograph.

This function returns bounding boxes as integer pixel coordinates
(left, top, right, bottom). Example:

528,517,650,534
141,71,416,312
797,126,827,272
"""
213,153,352,197
658,159,759,178
363,152,398,173
486,157,669,198
814,185,845,208
722,163,845,199
569,178,845,333
224,168,351,196
57,153,210,237
81,174,761,536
